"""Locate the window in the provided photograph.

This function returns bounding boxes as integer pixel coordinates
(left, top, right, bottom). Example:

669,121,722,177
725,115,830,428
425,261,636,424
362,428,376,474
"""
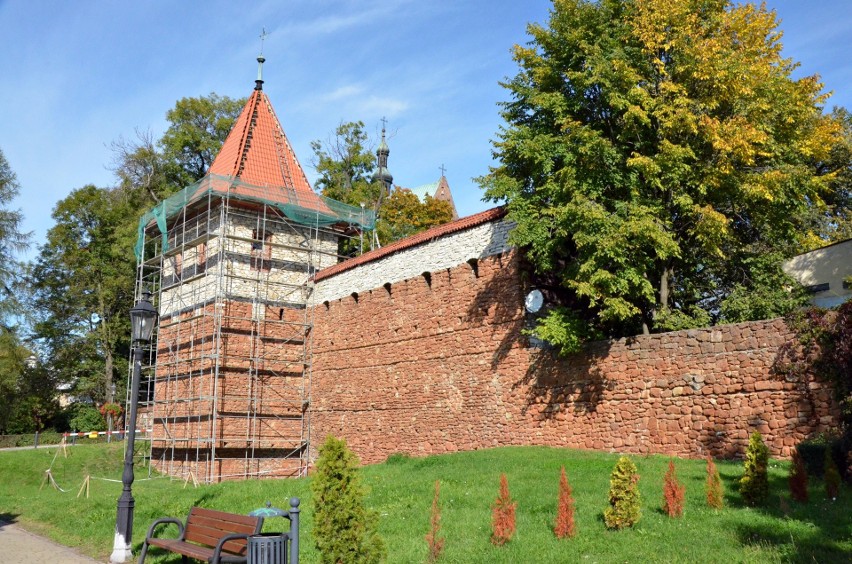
250,229,272,271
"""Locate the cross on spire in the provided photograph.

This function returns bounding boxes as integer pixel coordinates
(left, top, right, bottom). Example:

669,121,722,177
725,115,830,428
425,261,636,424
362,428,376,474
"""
255,28,268,90
259,28,269,55
439,164,446,177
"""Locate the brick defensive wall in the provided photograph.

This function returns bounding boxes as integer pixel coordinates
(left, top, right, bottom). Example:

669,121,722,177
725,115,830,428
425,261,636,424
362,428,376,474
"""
310,207,838,464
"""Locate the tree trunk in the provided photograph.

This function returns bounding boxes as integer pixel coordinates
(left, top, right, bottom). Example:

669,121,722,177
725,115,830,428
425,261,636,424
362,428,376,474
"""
659,266,672,311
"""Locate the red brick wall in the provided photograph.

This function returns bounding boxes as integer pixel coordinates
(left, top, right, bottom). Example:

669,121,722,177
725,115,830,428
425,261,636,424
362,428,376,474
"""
151,300,307,480
312,250,838,464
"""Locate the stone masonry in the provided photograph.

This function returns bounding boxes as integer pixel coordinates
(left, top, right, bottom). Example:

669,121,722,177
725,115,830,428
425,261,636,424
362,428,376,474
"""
311,214,838,465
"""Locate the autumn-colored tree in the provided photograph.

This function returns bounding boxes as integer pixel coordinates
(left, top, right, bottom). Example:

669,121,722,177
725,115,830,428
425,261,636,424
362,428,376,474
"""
662,460,685,518
377,190,453,244
604,457,641,530
554,466,576,539
705,457,725,509
789,451,809,503
705,457,724,509
491,473,517,546
481,0,846,353
739,432,770,506
425,480,444,562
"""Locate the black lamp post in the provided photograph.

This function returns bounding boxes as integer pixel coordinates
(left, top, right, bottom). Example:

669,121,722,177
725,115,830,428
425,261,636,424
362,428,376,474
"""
110,289,157,563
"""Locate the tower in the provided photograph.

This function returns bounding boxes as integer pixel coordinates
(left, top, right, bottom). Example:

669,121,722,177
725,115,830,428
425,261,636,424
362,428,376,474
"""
133,56,373,482
371,120,393,195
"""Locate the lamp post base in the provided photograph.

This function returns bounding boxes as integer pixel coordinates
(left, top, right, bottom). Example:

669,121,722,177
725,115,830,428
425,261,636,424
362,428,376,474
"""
109,530,133,563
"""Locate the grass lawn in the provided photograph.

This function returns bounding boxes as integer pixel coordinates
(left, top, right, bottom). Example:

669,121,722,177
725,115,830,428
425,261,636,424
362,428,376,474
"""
0,442,850,562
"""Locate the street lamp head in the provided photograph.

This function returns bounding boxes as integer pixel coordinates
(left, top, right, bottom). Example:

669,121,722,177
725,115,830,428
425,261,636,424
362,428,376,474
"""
130,289,158,344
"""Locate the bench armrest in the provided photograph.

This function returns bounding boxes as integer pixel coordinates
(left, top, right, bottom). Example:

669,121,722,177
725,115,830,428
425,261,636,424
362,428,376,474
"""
145,517,185,542
211,533,252,563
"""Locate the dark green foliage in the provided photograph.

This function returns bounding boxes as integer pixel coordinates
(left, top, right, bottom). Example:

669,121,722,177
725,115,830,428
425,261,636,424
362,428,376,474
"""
311,435,386,563
796,434,842,479
68,405,106,433
739,432,770,506
604,456,641,529
825,449,842,500
480,0,847,352
789,451,809,503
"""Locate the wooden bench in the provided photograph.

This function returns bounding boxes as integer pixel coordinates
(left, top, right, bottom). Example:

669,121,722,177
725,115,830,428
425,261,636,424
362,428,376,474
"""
137,507,262,564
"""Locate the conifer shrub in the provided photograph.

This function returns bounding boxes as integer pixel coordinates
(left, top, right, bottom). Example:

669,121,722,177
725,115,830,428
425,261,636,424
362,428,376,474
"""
705,457,725,509
554,466,576,539
491,473,517,545
311,435,386,563
788,450,809,503
662,460,685,518
739,431,770,506
604,456,641,530
825,448,842,500
425,480,444,562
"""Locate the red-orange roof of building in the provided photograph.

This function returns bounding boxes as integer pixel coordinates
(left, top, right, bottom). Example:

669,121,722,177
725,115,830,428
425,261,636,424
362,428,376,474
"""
314,206,507,282
208,88,313,197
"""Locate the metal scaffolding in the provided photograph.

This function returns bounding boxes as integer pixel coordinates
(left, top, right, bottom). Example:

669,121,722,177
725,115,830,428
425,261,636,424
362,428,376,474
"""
133,179,367,482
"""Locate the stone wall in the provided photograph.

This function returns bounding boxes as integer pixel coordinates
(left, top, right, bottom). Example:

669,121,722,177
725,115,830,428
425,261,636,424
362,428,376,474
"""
311,246,839,465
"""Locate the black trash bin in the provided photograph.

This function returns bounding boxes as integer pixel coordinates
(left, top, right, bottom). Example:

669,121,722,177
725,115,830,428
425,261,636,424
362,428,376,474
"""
248,532,288,564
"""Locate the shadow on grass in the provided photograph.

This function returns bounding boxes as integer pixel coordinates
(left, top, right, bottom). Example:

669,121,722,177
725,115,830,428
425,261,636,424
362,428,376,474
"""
719,461,852,562
0,512,19,528
735,519,849,564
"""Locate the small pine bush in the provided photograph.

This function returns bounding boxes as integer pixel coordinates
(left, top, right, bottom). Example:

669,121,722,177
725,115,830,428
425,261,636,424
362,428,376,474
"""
788,450,809,503
825,449,841,500
425,480,444,562
739,431,770,506
311,435,386,564
604,456,641,530
554,466,576,539
662,460,685,518
491,473,517,545
705,457,724,509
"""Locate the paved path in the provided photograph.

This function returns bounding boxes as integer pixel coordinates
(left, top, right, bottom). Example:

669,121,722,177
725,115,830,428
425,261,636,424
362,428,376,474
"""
0,520,100,563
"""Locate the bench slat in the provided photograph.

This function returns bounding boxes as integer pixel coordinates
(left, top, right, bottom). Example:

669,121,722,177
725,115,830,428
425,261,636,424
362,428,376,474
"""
141,507,264,563
147,538,214,560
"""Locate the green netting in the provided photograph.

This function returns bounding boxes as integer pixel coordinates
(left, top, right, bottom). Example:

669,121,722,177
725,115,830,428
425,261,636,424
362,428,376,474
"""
135,173,376,259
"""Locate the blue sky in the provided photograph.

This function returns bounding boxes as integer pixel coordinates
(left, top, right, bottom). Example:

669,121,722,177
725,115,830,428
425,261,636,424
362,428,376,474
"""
2,0,851,261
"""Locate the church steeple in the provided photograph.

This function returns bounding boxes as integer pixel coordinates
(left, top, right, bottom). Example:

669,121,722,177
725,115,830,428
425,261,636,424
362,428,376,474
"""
372,118,393,194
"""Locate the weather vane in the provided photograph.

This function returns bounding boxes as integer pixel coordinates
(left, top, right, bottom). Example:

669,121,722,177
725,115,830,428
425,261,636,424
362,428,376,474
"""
259,27,269,55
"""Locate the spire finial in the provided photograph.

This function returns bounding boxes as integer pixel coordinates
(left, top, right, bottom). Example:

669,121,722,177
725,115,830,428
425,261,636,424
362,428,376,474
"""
380,116,387,138
439,163,446,177
255,28,269,90
259,28,268,55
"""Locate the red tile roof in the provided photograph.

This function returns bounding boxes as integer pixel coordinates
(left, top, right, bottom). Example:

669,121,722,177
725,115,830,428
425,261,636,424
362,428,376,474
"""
209,89,312,193
314,206,507,282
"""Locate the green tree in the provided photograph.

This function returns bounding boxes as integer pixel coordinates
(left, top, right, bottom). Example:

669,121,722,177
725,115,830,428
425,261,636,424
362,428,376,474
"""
0,148,30,323
312,121,455,251
604,456,641,529
739,431,770,506
481,0,846,352
30,185,136,408
311,435,385,563
311,121,380,206
0,328,28,434
112,93,246,202
160,93,246,185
